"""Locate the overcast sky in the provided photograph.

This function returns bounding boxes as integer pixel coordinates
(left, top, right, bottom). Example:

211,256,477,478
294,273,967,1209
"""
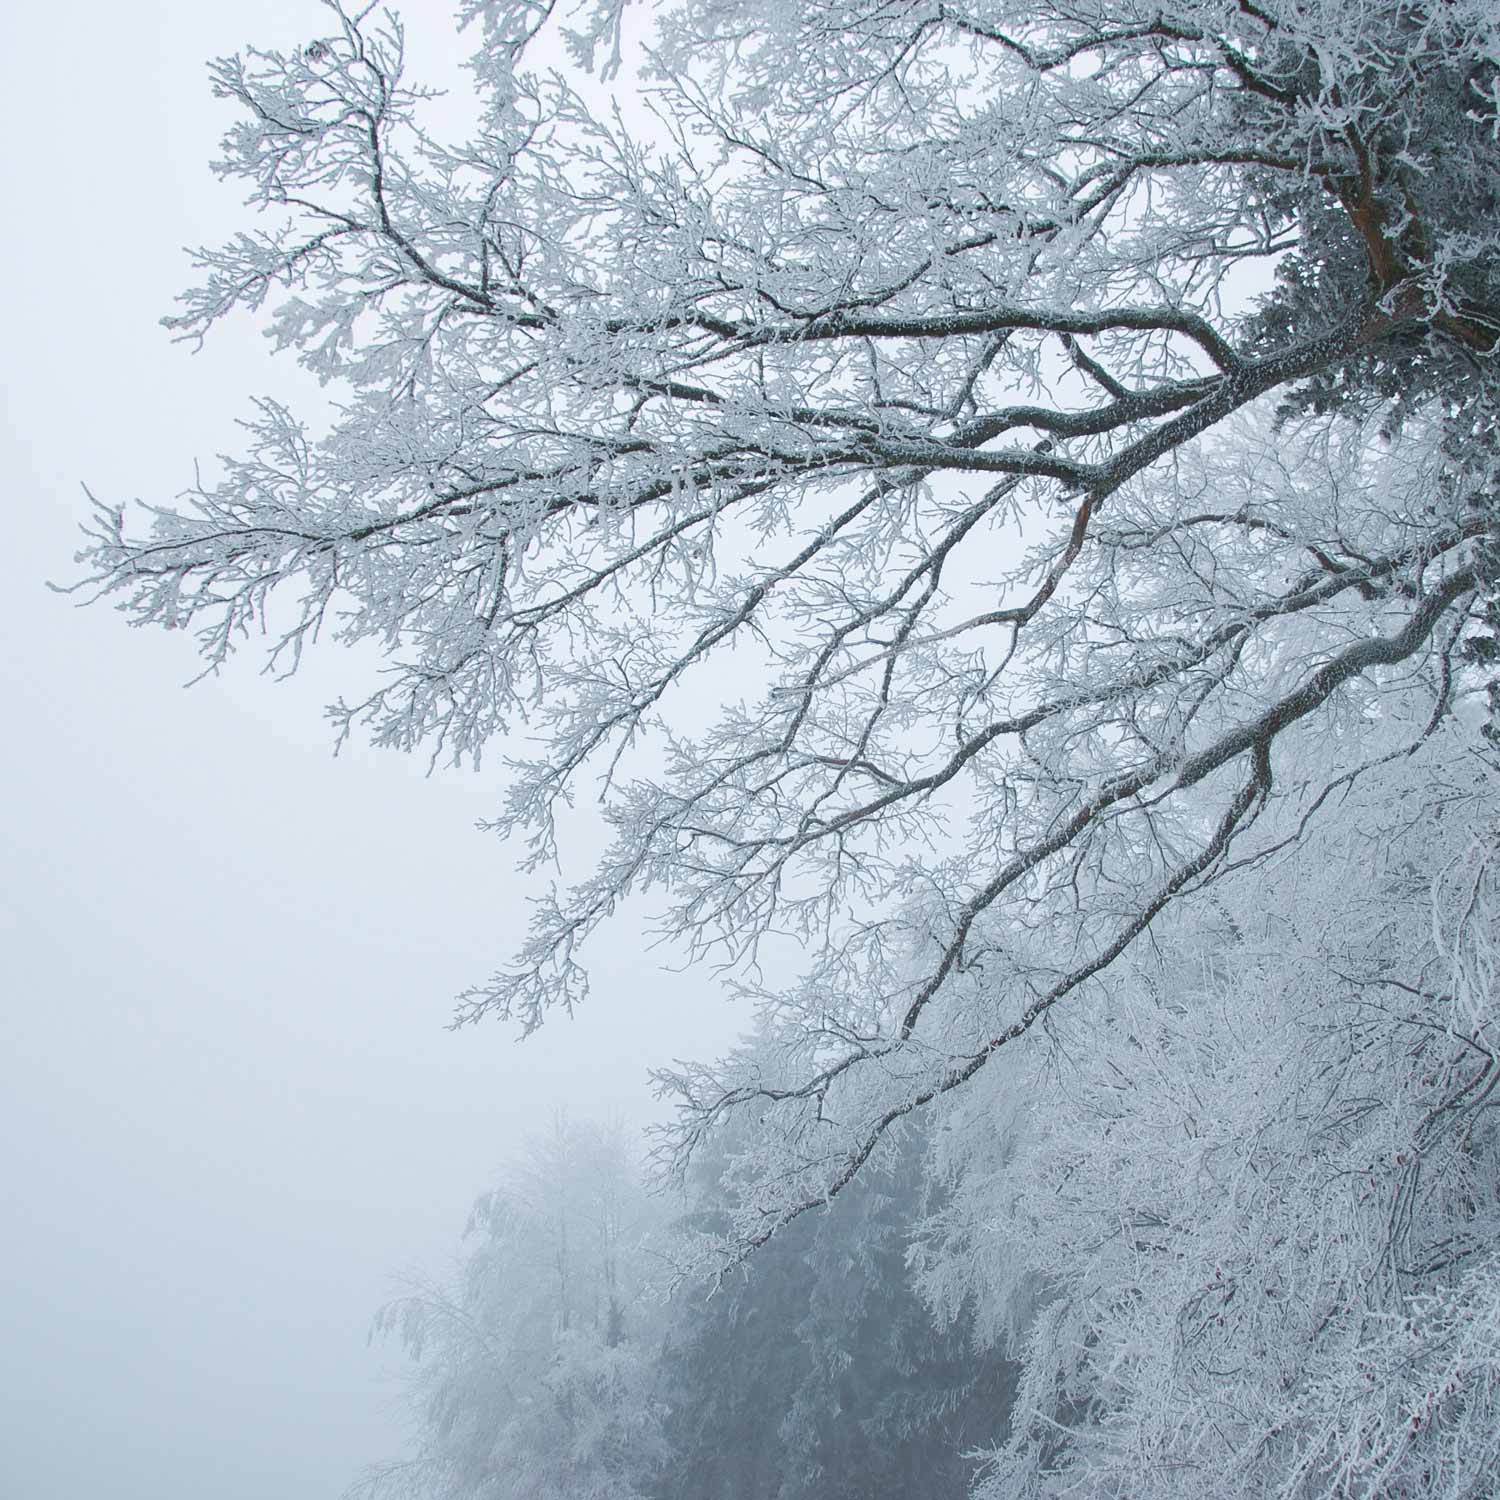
0,7,745,1497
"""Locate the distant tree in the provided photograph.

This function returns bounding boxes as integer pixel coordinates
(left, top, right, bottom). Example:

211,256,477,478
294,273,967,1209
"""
351,1107,1016,1500
77,0,1500,1247
351,1117,665,1500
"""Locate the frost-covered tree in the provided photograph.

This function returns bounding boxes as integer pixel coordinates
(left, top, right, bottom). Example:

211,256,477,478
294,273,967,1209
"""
77,0,1500,1245
352,1107,1015,1500
352,1117,666,1500
913,707,1500,1498
654,1111,1014,1500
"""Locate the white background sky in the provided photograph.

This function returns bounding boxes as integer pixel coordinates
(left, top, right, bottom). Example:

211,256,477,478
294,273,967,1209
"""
0,6,744,1496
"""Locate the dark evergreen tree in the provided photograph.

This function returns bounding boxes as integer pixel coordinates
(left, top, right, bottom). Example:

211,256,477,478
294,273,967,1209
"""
653,1126,1014,1500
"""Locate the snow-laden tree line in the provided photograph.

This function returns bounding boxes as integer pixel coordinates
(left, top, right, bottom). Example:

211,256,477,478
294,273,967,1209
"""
75,0,1500,1490
349,1114,1015,1499
348,729,1498,1499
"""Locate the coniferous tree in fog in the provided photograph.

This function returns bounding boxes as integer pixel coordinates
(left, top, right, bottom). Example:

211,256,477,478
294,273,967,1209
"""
351,1118,667,1500
653,1117,1013,1500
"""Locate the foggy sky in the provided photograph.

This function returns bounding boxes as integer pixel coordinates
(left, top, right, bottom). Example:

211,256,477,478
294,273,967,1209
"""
0,7,742,1496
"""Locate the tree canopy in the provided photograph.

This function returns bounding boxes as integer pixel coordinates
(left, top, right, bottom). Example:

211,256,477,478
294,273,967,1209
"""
79,0,1499,1254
